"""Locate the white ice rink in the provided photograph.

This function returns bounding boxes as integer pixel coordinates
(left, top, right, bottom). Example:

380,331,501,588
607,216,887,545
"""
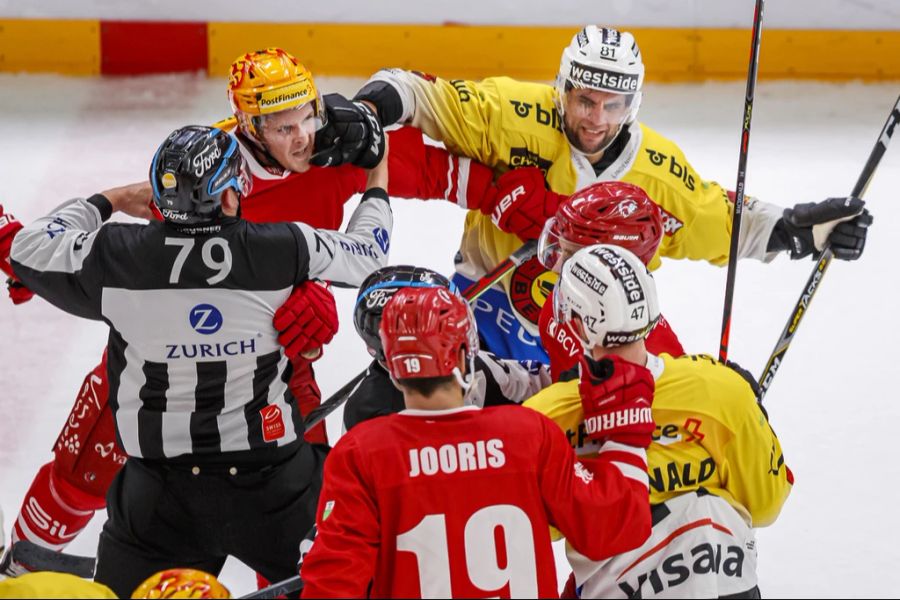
1,74,898,597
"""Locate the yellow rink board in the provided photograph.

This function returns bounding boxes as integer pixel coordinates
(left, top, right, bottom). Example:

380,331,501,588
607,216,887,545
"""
1,19,898,81
208,23,900,81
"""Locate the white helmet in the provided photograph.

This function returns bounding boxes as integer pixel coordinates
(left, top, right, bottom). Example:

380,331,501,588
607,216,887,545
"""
556,26,645,127
553,244,659,349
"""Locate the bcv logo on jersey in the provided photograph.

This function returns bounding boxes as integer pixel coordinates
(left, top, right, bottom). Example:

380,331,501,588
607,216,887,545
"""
189,303,223,335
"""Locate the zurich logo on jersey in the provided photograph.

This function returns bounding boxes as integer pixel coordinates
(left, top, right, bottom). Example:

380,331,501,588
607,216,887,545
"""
189,304,224,335
373,227,390,254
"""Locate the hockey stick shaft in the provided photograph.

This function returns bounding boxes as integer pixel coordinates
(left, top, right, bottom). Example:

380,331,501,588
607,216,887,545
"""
9,540,95,578
302,239,539,432
719,0,765,362
239,574,304,599
757,94,900,399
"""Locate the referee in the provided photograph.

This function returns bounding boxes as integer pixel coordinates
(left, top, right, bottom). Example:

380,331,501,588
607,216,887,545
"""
11,125,392,596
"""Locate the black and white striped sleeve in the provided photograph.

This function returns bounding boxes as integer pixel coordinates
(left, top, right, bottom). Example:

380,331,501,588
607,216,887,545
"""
469,351,552,408
292,187,393,287
10,195,109,319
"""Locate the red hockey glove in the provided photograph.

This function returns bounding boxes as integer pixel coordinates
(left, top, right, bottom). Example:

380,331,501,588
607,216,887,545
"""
274,281,338,360
488,167,565,241
0,206,34,304
0,204,23,279
7,278,34,305
578,355,655,448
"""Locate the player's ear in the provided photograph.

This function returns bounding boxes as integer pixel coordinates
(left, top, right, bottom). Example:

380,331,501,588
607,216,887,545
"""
458,347,467,376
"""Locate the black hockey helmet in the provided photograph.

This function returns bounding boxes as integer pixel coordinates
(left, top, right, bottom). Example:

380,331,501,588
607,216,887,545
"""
354,265,456,361
150,125,251,226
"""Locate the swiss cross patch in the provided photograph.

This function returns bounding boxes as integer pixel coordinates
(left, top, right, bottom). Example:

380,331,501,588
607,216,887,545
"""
260,404,286,442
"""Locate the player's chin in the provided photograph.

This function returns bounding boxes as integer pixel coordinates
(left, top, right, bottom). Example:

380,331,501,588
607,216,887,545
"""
283,152,312,173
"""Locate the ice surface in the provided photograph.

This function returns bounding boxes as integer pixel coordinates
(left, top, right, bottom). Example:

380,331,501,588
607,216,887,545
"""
1,73,897,597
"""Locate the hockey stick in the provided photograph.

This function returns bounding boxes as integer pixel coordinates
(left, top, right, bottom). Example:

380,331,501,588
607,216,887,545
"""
302,239,539,432
719,0,765,362
9,540,95,578
239,574,304,599
757,94,900,400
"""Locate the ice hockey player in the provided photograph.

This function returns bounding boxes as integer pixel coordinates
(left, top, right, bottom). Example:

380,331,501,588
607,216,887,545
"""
349,24,873,362
525,244,793,598
343,265,550,430
300,286,654,598
9,124,392,596
0,46,512,576
536,180,683,380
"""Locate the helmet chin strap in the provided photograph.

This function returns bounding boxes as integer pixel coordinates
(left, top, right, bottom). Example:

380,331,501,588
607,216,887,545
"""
452,354,476,393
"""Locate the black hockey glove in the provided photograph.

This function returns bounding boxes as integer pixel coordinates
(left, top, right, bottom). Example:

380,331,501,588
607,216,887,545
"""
767,197,872,261
310,93,385,169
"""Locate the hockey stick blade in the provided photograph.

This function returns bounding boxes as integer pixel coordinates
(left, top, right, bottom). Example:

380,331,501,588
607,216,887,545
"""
9,540,96,578
757,94,900,399
239,574,304,599
303,239,539,431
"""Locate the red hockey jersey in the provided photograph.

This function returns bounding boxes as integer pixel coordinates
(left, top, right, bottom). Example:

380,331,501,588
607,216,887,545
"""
240,126,494,227
301,405,651,599
538,290,685,381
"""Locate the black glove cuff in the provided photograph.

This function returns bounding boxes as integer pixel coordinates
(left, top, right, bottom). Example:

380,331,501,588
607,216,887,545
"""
768,217,815,260
361,188,390,205
88,194,114,222
354,80,404,126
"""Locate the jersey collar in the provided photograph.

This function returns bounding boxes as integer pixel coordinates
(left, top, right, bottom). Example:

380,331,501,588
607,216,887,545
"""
399,405,480,417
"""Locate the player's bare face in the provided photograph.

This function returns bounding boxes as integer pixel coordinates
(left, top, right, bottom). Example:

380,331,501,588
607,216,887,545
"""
563,89,630,159
258,104,318,173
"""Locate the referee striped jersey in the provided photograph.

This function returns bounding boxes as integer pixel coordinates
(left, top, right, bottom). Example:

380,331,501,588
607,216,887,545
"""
12,190,392,460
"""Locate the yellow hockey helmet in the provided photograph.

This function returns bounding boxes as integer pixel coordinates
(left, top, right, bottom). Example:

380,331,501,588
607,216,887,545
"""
131,568,231,599
227,47,322,139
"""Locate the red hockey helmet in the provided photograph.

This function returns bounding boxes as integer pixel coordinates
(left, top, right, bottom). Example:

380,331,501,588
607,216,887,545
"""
538,181,663,269
380,287,478,380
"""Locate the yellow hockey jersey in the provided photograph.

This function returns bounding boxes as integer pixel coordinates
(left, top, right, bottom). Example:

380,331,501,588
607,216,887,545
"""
524,353,792,528
367,71,782,283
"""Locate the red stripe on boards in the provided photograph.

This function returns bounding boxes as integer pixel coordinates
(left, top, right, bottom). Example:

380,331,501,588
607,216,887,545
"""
100,21,208,75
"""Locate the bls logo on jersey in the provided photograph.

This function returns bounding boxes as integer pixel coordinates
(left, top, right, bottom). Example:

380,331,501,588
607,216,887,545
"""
508,101,563,132
189,304,224,335
618,543,746,597
644,148,697,192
